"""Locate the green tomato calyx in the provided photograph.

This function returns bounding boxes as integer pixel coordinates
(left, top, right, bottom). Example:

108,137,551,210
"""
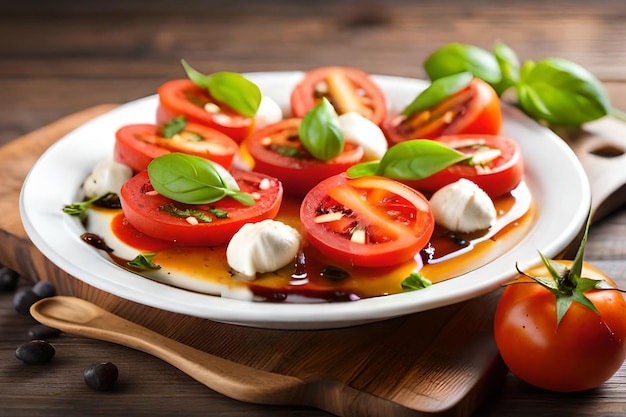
514,215,613,327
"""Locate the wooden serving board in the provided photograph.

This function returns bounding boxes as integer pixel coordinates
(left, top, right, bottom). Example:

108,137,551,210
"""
1,106,625,417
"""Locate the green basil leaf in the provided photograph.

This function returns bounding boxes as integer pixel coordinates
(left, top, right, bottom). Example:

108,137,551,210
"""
181,59,213,88
208,72,262,117
401,72,473,117
346,161,379,178
147,153,254,206
424,43,503,90
181,59,261,117
299,97,344,161
516,57,612,125
375,139,471,180
493,41,520,91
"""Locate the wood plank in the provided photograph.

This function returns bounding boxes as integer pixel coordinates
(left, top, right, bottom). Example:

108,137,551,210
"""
2,0,626,146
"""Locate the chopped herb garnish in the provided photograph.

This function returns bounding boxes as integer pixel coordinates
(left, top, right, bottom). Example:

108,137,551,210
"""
186,132,203,142
271,145,309,158
208,208,229,218
128,253,161,270
159,204,214,222
159,115,187,138
401,272,432,291
62,193,118,216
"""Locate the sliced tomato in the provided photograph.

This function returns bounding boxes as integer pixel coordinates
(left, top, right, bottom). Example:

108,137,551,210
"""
156,79,254,143
244,118,364,197
384,78,502,144
300,174,434,267
290,66,387,127
119,170,283,247
402,134,524,198
113,122,239,173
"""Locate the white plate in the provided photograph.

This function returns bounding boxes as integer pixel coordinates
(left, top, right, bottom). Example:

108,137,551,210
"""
20,72,591,329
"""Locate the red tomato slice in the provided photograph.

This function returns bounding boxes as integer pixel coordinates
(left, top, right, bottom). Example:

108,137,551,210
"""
119,170,283,247
113,123,239,173
156,79,254,143
290,66,387,127
300,174,434,267
244,118,364,197
402,134,524,198
384,78,502,144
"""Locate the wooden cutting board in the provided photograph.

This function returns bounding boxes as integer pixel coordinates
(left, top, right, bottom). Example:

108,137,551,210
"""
1,106,625,417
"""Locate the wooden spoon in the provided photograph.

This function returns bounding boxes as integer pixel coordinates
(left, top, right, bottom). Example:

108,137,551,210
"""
29,296,307,405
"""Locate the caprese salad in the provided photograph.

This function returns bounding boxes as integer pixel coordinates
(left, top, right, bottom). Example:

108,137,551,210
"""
64,62,533,303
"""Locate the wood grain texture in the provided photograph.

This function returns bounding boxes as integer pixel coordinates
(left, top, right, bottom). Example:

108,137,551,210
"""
2,0,626,145
28,294,506,417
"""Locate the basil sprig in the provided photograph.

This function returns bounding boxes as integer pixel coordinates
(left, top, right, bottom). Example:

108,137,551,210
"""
424,43,506,94
517,58,612,125
424,41,626,126
347,139,469,180
147,153,254,206
401,71,473,117
299,97,344,161
181,59,261,117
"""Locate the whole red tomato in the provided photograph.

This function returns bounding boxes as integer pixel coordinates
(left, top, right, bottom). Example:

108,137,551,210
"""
494,260,626,392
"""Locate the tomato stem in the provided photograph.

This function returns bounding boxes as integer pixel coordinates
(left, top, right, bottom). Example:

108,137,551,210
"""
510,214,610,326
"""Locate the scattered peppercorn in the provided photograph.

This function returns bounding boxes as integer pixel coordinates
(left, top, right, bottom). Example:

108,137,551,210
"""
0,266,19,292
32,280,56,298
12,280,57,315
15,340,56,364
83,362,119,391
28,323,61,339
13,288,42,315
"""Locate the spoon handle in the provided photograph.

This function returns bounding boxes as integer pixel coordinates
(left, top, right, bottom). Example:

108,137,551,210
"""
31,296,306,405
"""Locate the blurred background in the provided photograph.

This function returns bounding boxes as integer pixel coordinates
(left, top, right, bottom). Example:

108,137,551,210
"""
2,0,626,145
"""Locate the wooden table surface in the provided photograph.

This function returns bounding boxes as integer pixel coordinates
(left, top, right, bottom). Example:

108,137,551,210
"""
2,1,626,416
